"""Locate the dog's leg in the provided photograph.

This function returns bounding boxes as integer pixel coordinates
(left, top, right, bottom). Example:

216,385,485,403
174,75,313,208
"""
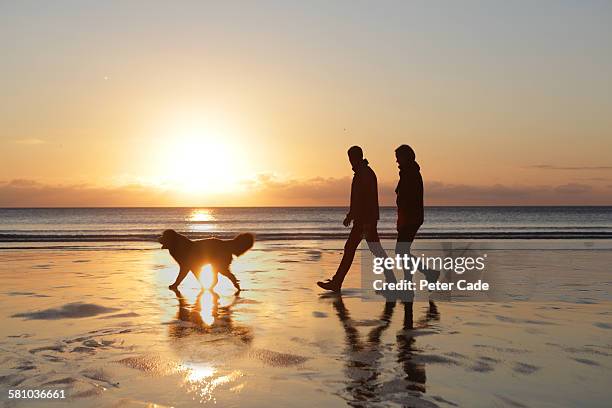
221,269,241,292
210,271,219,291
169,265,189,290
191,267,204,288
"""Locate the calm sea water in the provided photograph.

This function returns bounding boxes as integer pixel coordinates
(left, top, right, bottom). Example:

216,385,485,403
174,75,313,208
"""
0,207,611,243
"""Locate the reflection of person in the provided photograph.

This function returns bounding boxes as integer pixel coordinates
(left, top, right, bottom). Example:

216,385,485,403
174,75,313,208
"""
332,296,394,402
395,145,438,284
396,301,439,393
318,146,395,292
330,296,439,405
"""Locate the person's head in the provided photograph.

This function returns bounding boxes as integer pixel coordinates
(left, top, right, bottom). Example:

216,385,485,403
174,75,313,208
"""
347,145,364,168
395,144,416,167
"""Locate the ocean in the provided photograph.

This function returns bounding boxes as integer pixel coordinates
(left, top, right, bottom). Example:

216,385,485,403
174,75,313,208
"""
1,206,611,244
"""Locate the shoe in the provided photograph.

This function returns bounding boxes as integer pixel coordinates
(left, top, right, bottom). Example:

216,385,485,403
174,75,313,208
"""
317,278,341,293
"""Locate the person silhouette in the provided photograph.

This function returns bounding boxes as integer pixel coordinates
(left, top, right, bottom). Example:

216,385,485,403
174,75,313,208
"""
318,146,396,292
394,145,439,284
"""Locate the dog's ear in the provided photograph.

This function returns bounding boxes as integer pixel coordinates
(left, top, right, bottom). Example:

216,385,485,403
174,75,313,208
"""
159,229,174,249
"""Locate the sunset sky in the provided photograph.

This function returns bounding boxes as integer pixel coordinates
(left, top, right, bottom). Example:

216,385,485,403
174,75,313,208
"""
1,1,611,206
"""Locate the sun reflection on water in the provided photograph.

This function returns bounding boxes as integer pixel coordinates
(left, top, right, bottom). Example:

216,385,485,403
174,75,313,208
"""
185,363,215,382
188,209,214,222
188,209,216,232
168,275,252,403
181,363,244,404
200,290,216,326
197,265,240,295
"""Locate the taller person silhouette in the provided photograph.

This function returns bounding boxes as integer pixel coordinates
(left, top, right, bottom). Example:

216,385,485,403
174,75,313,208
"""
318,146,395,292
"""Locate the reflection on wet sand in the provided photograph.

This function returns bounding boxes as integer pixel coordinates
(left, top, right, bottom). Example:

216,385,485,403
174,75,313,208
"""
3,245,611,407
397,301,439,394
168,288,252,403
169,287,253,342
331,296,439,406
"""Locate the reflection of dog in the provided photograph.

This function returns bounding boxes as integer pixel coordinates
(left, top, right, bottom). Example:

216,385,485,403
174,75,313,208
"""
169,288,252,341
158,229,254,291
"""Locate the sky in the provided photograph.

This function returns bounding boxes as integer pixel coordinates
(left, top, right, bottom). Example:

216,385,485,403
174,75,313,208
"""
1,0,611,206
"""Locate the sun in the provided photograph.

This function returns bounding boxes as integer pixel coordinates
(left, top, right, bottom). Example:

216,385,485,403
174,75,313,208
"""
152,123,247,194
165,136,236,192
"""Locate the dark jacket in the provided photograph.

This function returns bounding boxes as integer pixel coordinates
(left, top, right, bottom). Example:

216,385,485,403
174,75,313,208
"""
348,160,379,224
396,161,424,226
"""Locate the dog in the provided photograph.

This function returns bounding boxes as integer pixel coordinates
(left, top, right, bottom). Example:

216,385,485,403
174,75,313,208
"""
158,229,254,292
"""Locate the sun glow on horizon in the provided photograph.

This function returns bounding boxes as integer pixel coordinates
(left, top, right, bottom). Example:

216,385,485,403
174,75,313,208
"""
151,120,249,195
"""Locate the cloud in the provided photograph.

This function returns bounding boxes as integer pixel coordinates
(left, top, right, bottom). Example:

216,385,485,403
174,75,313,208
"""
0,180,175,207
578,177,610,182
14,138,46,145
1,177,612,206
528,164,612,171
554,183,592,194
419,181,611,205
247,175,612,206
245,174,351,205
7,179,43,188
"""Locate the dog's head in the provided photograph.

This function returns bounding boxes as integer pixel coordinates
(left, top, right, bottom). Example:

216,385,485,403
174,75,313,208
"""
158,229,178,249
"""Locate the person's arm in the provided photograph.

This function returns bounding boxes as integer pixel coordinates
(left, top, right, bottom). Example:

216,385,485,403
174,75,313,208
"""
344,177,356,226
396,176,410,229
364,170,379,225
415,172,424,224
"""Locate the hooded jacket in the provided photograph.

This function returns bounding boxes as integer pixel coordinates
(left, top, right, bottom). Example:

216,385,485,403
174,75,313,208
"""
396,161,424,225
347,160,379,224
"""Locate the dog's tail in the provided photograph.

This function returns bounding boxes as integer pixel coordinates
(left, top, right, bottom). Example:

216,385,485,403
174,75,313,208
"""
229,233,254,256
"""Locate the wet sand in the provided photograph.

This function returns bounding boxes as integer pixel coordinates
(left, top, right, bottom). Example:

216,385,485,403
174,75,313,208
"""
1,241,611,407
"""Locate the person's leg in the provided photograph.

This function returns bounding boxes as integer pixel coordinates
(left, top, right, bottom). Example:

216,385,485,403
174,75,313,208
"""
395,225,419,282
330,223,364,287
364,223,397,285
396,224,439,285
318,224,363,292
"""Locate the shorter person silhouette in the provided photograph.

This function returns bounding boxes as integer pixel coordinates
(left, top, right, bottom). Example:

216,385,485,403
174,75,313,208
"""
395,144,439,284
318,146,395,292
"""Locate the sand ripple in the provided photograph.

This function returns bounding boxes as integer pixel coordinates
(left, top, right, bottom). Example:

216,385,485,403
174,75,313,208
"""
12,302,119,320
249,349,310,367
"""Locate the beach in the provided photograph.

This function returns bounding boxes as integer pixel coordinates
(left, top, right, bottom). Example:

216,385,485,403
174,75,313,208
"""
3,0,612,405
1,238,611,407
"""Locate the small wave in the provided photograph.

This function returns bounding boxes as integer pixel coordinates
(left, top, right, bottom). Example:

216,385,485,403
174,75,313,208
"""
1,230,612,244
